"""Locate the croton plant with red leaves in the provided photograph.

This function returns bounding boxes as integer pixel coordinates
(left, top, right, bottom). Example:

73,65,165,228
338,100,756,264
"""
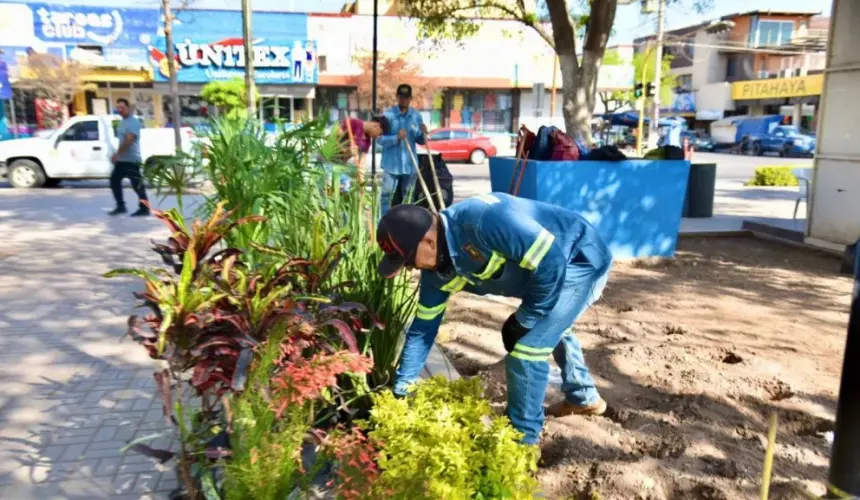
106,202,383,495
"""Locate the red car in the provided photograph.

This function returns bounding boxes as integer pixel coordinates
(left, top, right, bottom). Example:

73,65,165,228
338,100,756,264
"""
423,128,498,164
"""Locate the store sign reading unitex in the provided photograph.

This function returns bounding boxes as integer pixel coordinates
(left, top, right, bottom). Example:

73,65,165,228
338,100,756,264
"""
153,38,317,83
731,75,824,100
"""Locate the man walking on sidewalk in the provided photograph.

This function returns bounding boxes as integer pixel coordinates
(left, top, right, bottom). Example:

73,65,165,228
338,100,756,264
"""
376,194,613,445
108,98,149,217
378,84,428,216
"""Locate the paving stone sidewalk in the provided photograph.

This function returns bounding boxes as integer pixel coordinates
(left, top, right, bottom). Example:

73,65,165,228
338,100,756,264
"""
0,187,190,499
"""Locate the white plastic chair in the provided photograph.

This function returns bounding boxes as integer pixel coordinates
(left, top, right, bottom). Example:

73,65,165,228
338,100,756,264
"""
792,168,813,220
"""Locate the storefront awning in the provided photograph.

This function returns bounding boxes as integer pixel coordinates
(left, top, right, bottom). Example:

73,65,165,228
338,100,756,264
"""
83,67,153,83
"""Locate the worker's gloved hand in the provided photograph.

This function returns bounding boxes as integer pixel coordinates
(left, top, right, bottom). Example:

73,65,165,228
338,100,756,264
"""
502,314,530,353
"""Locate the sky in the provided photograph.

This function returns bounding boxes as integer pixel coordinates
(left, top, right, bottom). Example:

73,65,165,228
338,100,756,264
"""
7,0,834,44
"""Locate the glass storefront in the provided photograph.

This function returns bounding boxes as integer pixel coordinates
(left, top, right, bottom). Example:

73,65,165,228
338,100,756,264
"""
448,90,513,133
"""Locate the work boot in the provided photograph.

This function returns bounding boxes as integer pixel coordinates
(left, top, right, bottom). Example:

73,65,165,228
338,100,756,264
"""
130,206,150,217
546,398,608,418
108,206,127,216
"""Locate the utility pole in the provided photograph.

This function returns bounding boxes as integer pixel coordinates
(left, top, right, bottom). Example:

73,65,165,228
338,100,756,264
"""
241,0,256,117
162,0,182,153
370,0,379,178
647,0,666,149
827,241,860,497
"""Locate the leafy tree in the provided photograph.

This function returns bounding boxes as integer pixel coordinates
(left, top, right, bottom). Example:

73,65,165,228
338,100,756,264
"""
399,0,709,140
598,49,677,114
399,0,619,140
633,50,677,107
598,49,629,114
16,52,89,128
349,53,435,111
201,79,259,119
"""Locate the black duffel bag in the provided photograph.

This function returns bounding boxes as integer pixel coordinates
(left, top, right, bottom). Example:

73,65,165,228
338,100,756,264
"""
392,153,454,209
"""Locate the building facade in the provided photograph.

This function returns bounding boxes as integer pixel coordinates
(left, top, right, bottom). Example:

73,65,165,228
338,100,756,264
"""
0,0,631,137
635,10,828,131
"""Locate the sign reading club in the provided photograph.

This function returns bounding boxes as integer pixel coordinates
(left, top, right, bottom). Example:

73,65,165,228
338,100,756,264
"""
35,6,123,44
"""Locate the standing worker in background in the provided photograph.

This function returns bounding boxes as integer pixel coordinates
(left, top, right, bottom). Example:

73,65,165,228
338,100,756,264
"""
378,84,428,215
376,193,613,445
108,98,149,217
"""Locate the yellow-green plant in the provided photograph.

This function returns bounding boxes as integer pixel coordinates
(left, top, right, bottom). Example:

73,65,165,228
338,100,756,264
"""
747,166,800,187
324,377,540,500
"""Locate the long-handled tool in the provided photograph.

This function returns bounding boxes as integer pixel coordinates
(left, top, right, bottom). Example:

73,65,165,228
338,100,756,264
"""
423,139,447,210
405,141,438,214
342,117,363,185
508,125,528,196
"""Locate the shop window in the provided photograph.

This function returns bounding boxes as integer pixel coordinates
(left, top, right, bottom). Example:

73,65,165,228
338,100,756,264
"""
448,90,513,133
162,95,209,128
294,98,307,122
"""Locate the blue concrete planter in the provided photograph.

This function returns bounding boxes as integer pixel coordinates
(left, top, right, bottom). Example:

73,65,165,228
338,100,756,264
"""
489,157,691,258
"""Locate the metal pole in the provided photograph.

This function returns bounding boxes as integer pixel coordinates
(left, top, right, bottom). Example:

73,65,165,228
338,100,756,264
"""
162,0,182,153
647,0,665,149
827,239,860,497
370,0,379,178
241,0,256,117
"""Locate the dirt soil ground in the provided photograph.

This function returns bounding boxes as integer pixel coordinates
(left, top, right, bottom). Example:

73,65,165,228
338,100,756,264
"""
437,236,852,500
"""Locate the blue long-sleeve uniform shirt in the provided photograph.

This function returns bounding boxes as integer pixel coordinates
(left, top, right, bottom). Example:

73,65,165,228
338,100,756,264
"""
377,106,426,175
394,192,612,394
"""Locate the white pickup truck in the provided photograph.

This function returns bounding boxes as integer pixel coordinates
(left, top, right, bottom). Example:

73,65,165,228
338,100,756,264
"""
0,115,196,188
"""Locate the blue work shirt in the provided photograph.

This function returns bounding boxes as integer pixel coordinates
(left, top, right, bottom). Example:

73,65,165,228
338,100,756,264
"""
377,106,426,175
658,123,682,148
116,115,143,163
393,192,613,394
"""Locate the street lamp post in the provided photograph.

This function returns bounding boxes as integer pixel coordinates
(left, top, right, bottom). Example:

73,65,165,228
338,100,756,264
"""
241,0,256,117
647,0,666,149
370,0,379,179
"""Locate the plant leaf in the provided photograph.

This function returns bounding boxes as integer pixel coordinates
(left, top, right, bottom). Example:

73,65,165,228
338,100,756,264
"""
201,471,221,500
324,319,359,353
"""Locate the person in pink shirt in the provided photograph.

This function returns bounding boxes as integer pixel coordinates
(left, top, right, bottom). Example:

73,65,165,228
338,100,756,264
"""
339,115,389,183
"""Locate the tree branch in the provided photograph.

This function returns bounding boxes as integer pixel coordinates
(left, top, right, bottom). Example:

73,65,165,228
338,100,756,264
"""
546,0,577,59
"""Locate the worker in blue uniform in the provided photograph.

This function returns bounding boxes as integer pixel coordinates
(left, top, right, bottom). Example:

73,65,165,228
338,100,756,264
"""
376,193,613,444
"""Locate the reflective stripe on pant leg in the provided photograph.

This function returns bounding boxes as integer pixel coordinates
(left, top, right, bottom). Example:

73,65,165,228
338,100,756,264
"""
416,302,446,320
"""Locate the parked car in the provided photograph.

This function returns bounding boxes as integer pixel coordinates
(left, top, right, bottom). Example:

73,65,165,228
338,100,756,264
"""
749,125,816,157
680,131,715,152
422,128,498,164
0,115,196,188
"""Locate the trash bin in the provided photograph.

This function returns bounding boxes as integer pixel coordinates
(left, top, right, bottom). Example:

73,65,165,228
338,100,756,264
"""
683,163,716,218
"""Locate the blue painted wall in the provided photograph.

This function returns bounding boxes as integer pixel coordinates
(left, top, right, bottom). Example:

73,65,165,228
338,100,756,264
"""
489,157,691,259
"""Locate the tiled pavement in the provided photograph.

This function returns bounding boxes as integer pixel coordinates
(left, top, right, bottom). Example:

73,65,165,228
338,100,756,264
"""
0,183,460,500
0,185,191,499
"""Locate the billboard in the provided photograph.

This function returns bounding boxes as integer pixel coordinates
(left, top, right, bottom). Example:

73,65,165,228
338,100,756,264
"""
150,10,315,85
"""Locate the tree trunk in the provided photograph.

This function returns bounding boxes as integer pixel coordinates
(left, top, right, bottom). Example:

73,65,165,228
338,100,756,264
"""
548,0,618,144
163,0,182,155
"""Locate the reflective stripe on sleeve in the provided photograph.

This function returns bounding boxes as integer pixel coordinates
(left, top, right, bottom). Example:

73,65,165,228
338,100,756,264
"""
519,229,555,271
474,251,505,280
416,302,447,321
440,275,472,293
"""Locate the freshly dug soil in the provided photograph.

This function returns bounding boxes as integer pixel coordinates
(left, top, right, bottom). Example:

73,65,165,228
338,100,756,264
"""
437,236,851,500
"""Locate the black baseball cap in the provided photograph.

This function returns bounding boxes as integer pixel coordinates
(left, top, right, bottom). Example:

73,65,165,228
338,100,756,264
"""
396,84,412,98
377,204,434,278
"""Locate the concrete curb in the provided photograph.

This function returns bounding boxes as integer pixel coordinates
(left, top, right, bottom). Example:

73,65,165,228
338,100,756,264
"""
423,343,461,381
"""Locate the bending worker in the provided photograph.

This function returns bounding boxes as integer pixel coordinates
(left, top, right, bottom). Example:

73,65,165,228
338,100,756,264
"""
376,193,613,444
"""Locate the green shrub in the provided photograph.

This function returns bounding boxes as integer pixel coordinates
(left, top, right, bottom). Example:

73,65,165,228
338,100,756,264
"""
746,166,799,187
326,377,540,499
